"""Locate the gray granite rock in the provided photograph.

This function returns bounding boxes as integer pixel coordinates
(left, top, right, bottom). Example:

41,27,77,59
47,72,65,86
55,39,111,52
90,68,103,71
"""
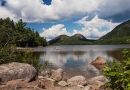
67,76,87,86
0,62,37,83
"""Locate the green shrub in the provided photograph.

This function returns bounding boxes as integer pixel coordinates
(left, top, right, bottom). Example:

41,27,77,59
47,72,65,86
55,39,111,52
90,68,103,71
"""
103,49,130,90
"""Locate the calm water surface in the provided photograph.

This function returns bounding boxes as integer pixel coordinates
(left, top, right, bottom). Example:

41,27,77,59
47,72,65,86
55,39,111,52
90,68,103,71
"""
34,45,130,79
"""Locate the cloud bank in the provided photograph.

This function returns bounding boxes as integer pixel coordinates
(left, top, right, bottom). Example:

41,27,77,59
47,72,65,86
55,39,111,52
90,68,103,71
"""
0,0,129,40
1,0,130,22
40,24,70,41
40,16,119,40
73,15,119,39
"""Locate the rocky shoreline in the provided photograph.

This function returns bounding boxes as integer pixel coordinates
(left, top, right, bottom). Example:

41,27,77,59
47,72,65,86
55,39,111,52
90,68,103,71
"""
0,62,110,90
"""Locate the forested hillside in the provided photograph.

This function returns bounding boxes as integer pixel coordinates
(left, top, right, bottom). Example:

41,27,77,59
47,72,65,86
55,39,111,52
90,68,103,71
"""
49,20,130,45
49,35,69,45
0,17,47,65
49,34,95,45
95,20,130,44
0,17,48,47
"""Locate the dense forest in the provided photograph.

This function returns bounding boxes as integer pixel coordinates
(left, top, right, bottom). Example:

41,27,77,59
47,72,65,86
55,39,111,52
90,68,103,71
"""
0,17,48,48
95,20,130,44
0,17,47,65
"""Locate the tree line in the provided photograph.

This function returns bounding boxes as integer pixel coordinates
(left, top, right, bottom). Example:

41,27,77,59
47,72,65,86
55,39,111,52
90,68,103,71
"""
0,17,48,48
0,17,47,65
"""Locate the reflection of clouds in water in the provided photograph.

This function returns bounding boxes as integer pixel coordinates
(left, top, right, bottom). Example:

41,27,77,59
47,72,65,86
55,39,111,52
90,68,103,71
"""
75,50,114,76
40,52,70,67
40,50,114,78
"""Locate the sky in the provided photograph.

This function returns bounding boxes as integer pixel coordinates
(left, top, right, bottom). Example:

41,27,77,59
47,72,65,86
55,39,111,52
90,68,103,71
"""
1,0,130,41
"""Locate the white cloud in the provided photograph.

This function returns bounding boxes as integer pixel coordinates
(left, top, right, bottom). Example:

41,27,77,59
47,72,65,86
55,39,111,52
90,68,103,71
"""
0,0,130,22
40,24,70,41
0,5,15,19
74,15,119,39
1,0,129,39
98,0,130,19
40,15,119,40
1,0,97,22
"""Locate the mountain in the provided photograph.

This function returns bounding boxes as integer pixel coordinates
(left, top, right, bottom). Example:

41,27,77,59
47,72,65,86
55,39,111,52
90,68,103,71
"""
49,35,70,45
49,34,95,45
49,20,130,45
72,34,87,41
96,20,130,44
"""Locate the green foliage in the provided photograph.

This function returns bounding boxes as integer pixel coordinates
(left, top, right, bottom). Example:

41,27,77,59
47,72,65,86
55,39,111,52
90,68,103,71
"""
0,17,48,71
103,49,130,90
96,20,130,44
0,17,48,47
38,61,49,74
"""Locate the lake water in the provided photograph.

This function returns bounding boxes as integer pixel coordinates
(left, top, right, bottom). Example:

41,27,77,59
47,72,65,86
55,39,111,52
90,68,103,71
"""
34,45,130,79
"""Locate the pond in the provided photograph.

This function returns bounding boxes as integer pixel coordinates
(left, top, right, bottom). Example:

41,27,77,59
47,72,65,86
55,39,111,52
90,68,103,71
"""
34,45,130,79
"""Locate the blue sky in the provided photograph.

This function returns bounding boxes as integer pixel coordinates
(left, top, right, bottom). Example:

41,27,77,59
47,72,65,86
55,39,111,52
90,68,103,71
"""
1,0,130,41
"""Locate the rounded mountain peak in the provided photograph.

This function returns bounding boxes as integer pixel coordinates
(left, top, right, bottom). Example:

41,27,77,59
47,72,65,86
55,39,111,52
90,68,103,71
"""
72,33,87,40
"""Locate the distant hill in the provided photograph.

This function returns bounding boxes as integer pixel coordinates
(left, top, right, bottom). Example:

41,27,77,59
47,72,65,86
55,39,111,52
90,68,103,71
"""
49,35,70,45
96,20,130,44
49,34,95,45
49,20,130,45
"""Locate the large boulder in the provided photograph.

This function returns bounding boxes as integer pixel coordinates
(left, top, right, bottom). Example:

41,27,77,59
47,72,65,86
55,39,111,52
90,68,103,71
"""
50,68,67,81
38,77,55,89
0,62,37,83
91,56,106,65
58,81,68,87
92,64,106,70
88,75,109,90
67,76,87,86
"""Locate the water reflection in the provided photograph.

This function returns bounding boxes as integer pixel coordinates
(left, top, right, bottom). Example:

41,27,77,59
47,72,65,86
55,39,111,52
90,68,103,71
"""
39,51,110,78
92,64,106,70
36,45,130,78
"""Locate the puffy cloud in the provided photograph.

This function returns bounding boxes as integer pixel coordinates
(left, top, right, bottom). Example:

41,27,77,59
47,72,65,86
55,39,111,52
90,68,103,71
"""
97,0,130,22
40,24,70,41
40,15,119,40
40,15,120,40
1,0,129,39
73,15,119,39
0,0,99,22
0,5,15,19
1,0,130,22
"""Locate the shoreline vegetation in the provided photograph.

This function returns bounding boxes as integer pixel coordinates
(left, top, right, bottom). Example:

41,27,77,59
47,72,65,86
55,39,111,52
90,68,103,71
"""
0,17,48,64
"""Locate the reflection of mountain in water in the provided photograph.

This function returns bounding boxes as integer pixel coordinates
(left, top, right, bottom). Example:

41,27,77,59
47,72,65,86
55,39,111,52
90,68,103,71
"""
106,49,124,61
40,50,114,78
36,45,129,78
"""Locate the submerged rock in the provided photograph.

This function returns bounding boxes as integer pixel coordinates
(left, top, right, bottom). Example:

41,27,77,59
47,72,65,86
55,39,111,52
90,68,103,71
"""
92,64,106,70
91,56,106,65
0,62,37,83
